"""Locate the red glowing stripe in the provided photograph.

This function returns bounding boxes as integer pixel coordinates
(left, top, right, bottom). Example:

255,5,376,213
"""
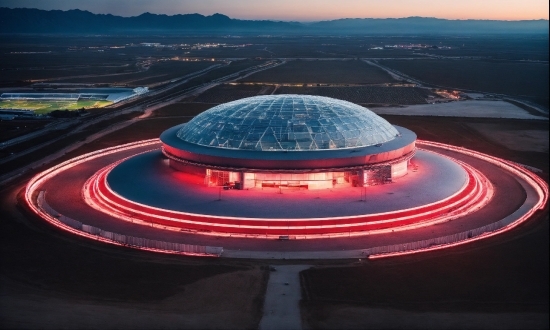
93,155,476,223
24,139,218,257
82,148,492,236
24,138,547,256
368,140,548,259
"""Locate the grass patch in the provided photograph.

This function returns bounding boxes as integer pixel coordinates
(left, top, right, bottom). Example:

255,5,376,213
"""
0,99,112,113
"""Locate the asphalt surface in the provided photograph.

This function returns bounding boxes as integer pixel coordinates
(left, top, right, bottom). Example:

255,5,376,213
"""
106,149,467,218
39,143,527,253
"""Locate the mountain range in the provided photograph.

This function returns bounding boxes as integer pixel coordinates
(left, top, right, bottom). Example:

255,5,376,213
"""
1,7,548,35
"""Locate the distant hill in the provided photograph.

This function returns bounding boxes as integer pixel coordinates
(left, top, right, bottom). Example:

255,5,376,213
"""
0,7,547,35
309,17,549,34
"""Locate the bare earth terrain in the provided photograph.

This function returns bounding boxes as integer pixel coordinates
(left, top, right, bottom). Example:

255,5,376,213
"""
2,111,546,329
305,304,548,330
467,123,549,153
372,100,547,119
300,212,549,329
0,34,548,329
0,268,267,329
243,59,395,84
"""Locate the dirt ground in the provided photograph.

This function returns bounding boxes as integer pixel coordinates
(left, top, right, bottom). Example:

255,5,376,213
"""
298,114,549,329
150,102,216,118
303,303,548,330
383,115,549,172
242,59,395,84
467,123,549,153
372,100,547,120
0,186,269,329
378,59,549,108
300,211,549,329
1,106,548,329
1,268,268,329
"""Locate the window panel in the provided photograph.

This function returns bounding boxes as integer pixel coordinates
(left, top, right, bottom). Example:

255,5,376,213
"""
176,95,399,151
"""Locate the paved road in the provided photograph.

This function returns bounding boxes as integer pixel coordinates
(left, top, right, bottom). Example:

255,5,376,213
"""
0,59,279,153
35,142,530,257
363,59,548,116
259,265,310,330
0,118,78,150
363,59,424,86
0,60,283,186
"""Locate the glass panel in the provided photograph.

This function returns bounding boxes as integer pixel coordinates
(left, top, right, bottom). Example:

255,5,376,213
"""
176,95,399,151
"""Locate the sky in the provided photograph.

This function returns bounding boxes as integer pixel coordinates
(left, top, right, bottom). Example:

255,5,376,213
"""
0,0,548,21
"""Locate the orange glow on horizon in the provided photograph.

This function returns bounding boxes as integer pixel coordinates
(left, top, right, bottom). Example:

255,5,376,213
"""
150,0,550,21
196,0,549,21
5,0,549,21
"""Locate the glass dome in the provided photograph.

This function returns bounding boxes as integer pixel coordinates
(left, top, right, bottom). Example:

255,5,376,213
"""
177,95,399,151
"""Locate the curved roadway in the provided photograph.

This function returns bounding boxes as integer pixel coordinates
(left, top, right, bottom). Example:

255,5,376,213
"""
38,142,528,255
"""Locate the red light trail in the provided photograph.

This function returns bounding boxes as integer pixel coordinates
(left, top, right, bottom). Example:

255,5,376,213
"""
82,152,490,237
23,139,548,259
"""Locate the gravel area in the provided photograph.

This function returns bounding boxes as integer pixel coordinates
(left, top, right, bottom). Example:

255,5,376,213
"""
372,100,548,119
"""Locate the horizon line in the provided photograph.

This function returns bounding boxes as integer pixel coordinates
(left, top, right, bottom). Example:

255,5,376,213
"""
2,7,549,22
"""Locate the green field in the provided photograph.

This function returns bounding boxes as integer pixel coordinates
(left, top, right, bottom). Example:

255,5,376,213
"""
0,99,112,114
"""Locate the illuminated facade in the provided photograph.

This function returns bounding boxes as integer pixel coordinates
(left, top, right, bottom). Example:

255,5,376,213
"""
161,95,416,189
23,95,547,253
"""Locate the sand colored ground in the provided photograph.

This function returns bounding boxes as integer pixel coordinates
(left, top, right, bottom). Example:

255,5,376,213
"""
1,98,547,329
467,123,549,153
300,213,549,329
303,304,548,330
372,100,547,120
0,267,267,329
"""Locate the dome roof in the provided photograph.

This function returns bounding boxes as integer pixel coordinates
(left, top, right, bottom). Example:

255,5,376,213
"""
176,95,399,151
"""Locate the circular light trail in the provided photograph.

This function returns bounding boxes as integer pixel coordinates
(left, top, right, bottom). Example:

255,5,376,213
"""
23,139,548,259
82,149,491,237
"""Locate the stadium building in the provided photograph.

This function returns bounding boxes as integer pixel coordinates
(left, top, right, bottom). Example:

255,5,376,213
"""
0,87,148,104
160,95,416,190
25,92,547,252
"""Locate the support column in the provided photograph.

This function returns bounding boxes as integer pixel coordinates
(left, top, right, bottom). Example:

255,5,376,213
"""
238,171,245,190
357,169,365,187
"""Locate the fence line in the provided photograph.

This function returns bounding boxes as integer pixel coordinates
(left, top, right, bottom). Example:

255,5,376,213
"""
37,191,223,257
28,138,547,260
360,139,547,258
37,186,518,258
362,213,515,257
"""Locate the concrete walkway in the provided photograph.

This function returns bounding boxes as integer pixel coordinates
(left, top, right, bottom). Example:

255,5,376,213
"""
259,265,310,330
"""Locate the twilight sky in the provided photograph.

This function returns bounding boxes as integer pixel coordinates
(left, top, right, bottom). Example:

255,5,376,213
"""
0,0,548,21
